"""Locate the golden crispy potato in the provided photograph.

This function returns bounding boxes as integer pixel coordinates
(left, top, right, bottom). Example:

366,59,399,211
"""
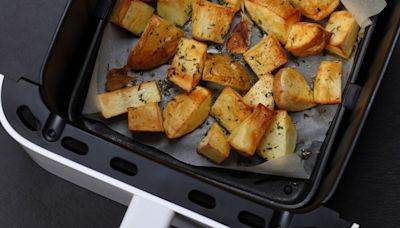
326,11,360,59
289,0,339,21
128,15,184,70
111,0,155,36
211,87,252,132
273,68,315,112
244,34,287,77
227,13,253,54
244,0,300,44
243,74,274,110
163,86,212,139
221,0,243,12
290,35,330,57
106,66,135,92
285,22,332,57
314,61,342,104
202,54,251,92
257,110,297,160
197,123,231,164
228,104,275,157
128,102,164,132
286,23,325,51
168,38,208,92
157,0,192,26
98,81,162,119
192,0,235,44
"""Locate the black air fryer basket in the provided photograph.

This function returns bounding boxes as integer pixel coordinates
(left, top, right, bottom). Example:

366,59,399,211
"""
1,0,400,227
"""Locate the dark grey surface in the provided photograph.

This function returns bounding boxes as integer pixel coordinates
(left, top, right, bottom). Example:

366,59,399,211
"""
1,0,400,227
0,0,68,83
327,38,400,227
0,124,126,228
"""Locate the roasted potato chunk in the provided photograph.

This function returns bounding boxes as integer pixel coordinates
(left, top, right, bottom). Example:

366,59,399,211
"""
111,0,155,36
106,66,135,92
202,54,251,92
168,38,208,92
257,110,297,160
244,34,287,77
192,0,235,44
228,104,275,157
314,61,342,104
98,81,162,119
289,0,339,21
285,22,332,57
128,103,164,132
163,86,212,139
211,87,252,132
197,123,231,164
273,68,315,112
243,74,274,110
227,13,253,54
221,0,243,12
244,0,300,44
157,0,192,26
128,15,184,70
326,11,360,59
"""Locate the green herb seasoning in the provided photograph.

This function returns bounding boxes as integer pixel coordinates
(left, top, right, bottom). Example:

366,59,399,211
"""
138,93,146,103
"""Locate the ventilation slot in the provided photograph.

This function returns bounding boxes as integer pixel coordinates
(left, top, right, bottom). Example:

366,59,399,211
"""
110,157,138,176
17,106,40,131
188,190,216,209
61,137,88,155
238,211,266,228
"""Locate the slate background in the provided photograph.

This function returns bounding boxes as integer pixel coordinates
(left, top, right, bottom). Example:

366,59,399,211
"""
1,0,400,227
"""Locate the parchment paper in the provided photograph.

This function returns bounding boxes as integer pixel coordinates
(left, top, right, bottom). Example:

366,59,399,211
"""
82,4,363,179
341,0,387,28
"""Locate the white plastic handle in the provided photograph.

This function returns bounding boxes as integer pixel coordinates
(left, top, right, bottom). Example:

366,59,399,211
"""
0,74,226,228
120,196,175,228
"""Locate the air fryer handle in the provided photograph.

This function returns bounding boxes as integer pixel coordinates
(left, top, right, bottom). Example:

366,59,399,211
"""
120,196,175,228
286,207,359,228
271,207,359,228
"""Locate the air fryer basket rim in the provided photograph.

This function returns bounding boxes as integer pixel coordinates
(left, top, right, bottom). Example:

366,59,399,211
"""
68,0,377,207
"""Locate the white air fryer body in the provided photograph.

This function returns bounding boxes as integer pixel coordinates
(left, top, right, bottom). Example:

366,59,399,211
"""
0,74,226,228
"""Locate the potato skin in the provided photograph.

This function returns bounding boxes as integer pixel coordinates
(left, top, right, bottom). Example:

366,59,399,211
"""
228,104,276,157
202,54,251,92
128,15,184,70
192,0,235,44
106,66,135,92
326,11,360,59
257,110,297,160
211,87,252,132
197,123,231,164
314,61,342,104
163,86,212,139
273,68,315,112
285,22,332,57
226,14,253,54
168,38,208,92
128,103,164,132
289,0,339,21
221,0,243,12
